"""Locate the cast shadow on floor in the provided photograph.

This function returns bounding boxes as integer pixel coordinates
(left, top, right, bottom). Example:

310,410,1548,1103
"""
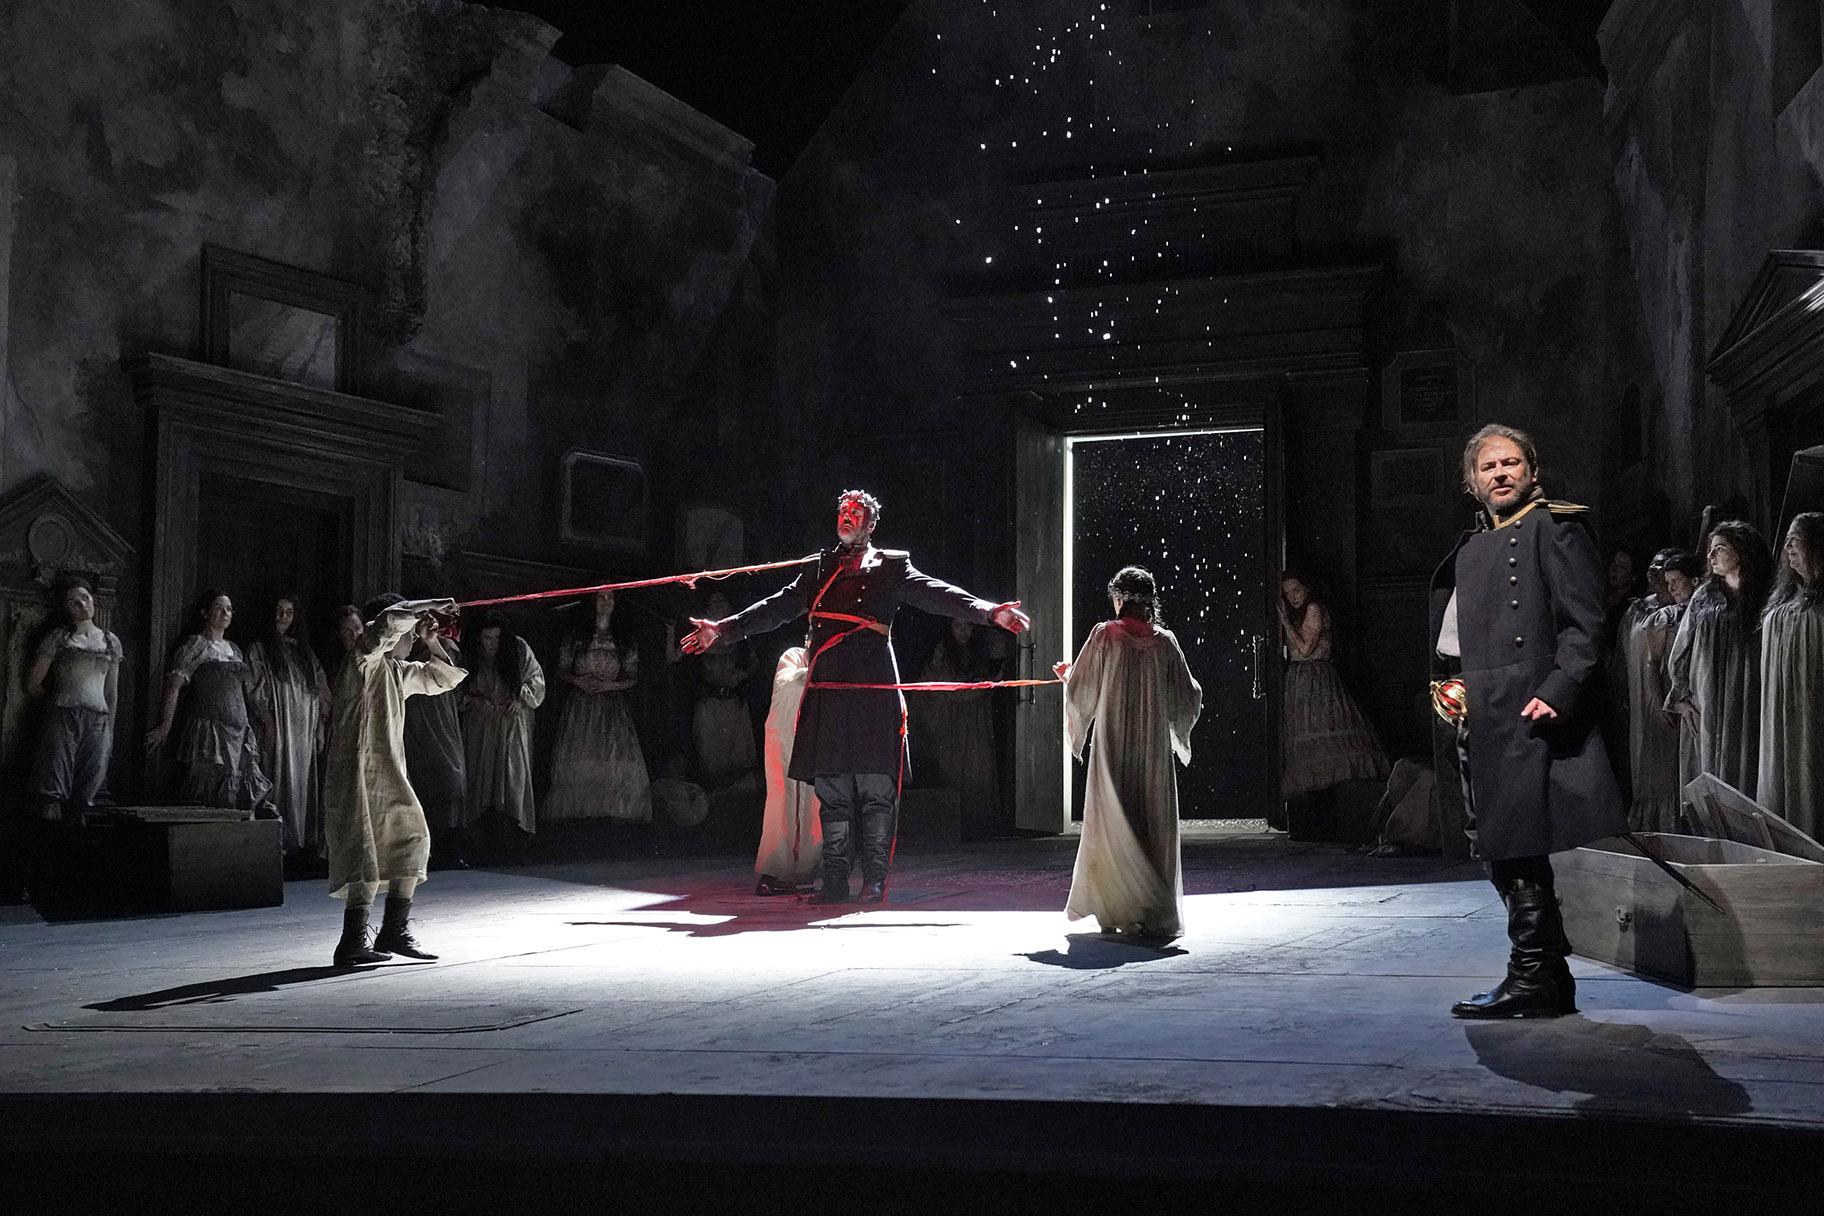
84,963,402,1011
1465,1018,1753,1118
1021,933,1188,970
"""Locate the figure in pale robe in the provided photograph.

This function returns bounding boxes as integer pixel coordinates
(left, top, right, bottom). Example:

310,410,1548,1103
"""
248,604,331,857
1626,552,1698,833
1665,521,1771,798
1060,569,1202,940
753,647,822,892
323,606,465,900
460,622,546,836
1757,512,1824,837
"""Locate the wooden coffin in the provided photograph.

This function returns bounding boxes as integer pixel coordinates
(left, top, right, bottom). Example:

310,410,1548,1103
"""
1552,775,1824,988
32,808,282,918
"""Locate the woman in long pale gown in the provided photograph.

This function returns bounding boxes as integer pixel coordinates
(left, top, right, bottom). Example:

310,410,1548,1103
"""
1056,565,1202,941
1629,553,1699,831
145,591,272,810
248,593,330,859
1758,512,1824,837
1666,521,1771,796
545,591,652,822
753,647,822,894
459,615,545,838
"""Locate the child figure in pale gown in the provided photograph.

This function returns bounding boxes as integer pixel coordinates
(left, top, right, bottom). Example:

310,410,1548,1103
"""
1054,566,1202,942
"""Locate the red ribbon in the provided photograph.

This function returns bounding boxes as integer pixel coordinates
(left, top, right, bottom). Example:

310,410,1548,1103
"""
456,554,819,610
807,679,1062,691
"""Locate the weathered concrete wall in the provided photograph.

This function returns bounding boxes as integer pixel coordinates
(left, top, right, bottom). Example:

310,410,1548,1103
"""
1602,0,1824,526
0,0,772,568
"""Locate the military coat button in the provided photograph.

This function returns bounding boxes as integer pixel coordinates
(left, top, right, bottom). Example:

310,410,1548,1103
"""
1509,537,1519,547
1515,636,1525,646
1508,557,1518,567
1509,575,1518,585
1511,600,1520,609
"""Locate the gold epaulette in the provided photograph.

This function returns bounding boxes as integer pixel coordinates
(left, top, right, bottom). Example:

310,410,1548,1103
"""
1544,500,1589,515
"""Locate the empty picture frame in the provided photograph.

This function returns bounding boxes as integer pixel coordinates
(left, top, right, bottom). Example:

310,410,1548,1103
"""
1381,348,1474,440
201,246,372,393
561,450,647,552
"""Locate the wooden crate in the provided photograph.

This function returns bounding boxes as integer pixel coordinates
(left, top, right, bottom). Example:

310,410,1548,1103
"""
32,809,282,918
1552,775,1824,988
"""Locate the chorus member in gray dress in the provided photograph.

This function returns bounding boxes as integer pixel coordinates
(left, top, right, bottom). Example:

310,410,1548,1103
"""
404,632,468,868
1665,520,1772,797
1630,551,1699,831
145,592,272,810
547,592,652,823
459,614,545,842
248,594,330,857
1757,512,1824,837
25,578,122,820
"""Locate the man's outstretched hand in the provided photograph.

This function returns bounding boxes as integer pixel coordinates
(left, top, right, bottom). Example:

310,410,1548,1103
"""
990,601,1031,634
680,617,723,654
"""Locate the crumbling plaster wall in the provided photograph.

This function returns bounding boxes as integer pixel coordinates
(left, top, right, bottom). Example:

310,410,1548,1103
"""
0,0,775,576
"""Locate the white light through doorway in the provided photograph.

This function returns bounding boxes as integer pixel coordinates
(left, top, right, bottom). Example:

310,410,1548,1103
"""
1062,426,1266,819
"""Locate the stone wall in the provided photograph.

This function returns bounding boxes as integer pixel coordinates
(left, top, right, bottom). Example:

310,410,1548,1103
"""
775,0,1650,767
1601,0,1824,532
0,0,776,795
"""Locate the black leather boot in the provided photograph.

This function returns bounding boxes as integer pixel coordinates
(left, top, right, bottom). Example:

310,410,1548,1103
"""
1452,878,1576,1018
333,903,392,967
809,816,853,904
373,895,438,960
857,808,893,903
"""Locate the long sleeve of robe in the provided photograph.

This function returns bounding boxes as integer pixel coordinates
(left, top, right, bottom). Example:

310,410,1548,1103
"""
323,609,467,898
1062,620,1202,938
1757,596,1824,837
754,647,822,883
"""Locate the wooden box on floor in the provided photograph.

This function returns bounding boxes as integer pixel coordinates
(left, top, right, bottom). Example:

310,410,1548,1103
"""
33,807,282,918
1552,775,1824,988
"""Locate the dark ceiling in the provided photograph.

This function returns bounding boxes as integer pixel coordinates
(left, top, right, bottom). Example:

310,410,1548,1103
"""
498,2,914,177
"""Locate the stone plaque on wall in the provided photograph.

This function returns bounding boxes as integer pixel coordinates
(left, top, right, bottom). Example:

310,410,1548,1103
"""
1382,348,1474,440
560,450,647,553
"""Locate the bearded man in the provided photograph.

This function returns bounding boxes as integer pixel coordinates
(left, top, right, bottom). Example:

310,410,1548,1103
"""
1430,424,1625,1018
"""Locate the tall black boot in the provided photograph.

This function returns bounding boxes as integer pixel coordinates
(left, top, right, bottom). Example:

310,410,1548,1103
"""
809,816,853,904
857,807,894,903
333,903,392,967
1451,878,1576,1018
373,894,438,960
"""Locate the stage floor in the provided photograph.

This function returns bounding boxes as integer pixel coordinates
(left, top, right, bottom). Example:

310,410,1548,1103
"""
3,825,1822,1204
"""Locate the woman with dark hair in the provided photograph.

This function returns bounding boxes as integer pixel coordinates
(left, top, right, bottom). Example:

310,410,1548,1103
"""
326,604,365,692
460,613,545,842
145,590,272,809
1054,565,1202,941
24,576,123,820
1276,569,1388,819
1758,512,1824,835
546,590,651,823
248,593,331,860
1628,550,1699,831
1665,520,1772,796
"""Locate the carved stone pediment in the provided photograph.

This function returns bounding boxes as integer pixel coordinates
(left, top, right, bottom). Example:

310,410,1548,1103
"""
1711,250,1824,377
0,474,133,592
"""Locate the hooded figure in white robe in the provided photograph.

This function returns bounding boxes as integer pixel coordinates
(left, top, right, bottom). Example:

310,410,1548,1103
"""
1061,596,1202,941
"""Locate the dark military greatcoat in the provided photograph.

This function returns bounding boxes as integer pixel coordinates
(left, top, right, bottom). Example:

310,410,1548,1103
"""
1429,497,1626,861
720,546,996,781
